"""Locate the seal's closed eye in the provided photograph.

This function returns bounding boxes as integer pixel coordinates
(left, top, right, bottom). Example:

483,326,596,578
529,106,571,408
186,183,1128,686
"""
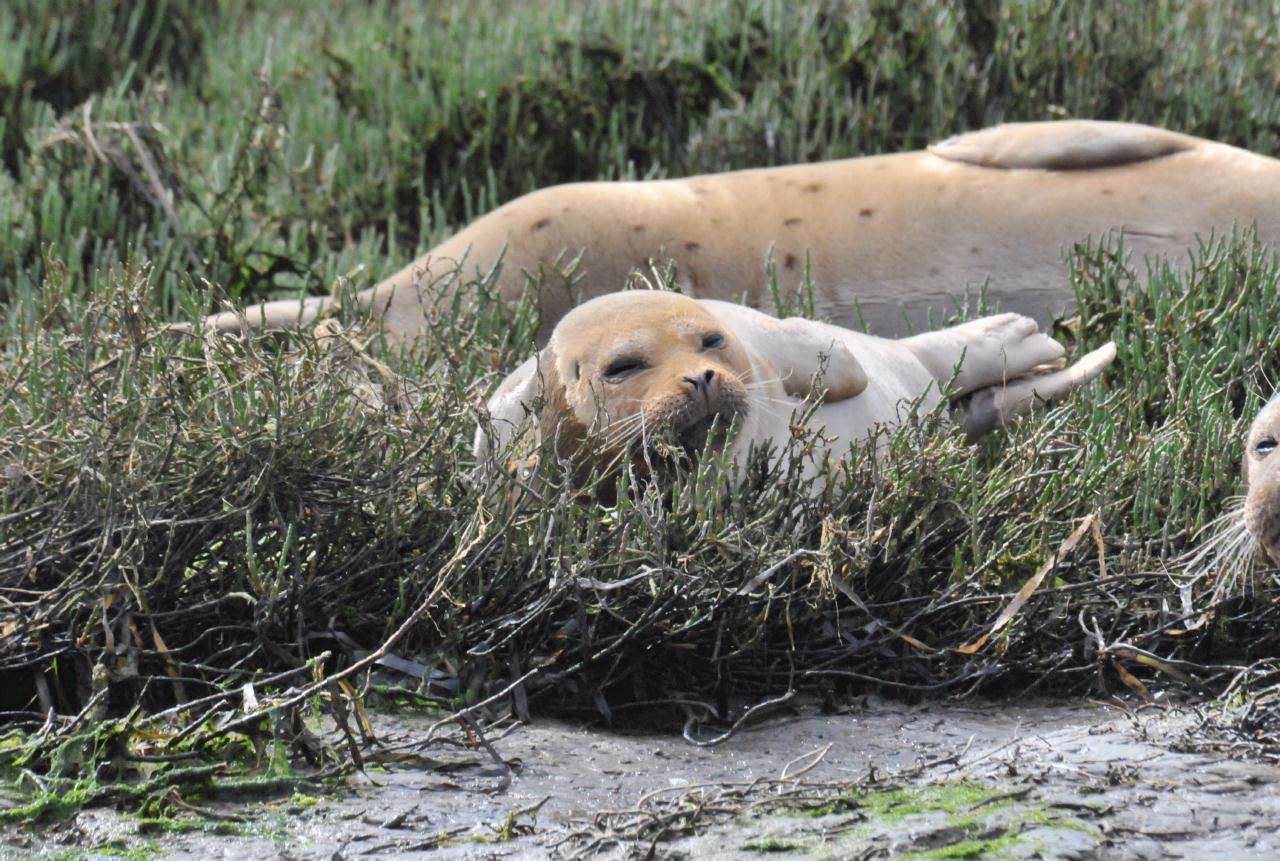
701,333,725,350
603,357,647,382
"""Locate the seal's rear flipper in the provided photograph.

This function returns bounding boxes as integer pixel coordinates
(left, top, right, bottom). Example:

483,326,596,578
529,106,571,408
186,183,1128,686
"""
202,295,334,335
929,120,1197,171
957,342,1116,440
904,312,1067,396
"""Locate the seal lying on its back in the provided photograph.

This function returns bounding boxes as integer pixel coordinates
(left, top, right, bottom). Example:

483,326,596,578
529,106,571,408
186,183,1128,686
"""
474,291,1115,487
204,120,1280,343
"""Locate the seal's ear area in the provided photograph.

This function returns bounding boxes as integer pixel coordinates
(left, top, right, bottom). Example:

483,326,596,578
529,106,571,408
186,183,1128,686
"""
473,354,543,460
533,355,587,459
956,342,1116,440
696,300,867,402
929,120,1196,171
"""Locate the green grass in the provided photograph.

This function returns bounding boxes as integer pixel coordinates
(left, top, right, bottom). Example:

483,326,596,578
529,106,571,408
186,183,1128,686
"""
4,0,1280,320
4,0,1280,820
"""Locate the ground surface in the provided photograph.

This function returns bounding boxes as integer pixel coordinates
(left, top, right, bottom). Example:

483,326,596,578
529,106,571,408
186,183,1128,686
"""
6,697,1279,860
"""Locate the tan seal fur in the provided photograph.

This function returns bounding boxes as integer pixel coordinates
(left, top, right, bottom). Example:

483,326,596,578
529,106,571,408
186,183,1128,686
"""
204,120,1280,342
1242,397,1280,564
474,291,1115,487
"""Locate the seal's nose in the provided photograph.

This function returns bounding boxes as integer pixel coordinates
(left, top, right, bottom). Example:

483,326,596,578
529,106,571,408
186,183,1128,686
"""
683,369,716,396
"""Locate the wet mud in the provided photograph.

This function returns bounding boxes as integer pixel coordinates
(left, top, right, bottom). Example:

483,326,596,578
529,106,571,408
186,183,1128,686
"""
5,697,1280,859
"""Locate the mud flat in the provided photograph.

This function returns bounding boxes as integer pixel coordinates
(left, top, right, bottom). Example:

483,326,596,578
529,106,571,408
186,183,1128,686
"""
5,697,1279,860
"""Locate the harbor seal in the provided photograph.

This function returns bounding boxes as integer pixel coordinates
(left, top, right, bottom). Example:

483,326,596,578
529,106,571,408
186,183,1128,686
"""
1243,396,1280,565
203,120,1280,343
473,291,1115,486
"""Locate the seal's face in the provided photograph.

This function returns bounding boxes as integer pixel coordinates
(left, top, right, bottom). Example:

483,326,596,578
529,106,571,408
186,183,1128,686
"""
1244,397,1280,565
544,292,754,458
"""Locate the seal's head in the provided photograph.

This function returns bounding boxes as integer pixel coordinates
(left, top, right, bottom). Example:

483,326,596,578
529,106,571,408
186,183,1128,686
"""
542,291,755,460
1244,395,1280,565
1177,394,1280,602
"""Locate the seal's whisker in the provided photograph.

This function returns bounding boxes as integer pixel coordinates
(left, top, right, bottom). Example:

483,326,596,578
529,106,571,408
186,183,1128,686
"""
602,413,650,446
747,399,798,421
598,408,650,441
740,371,795,393
1209,531,1258,601
1182,521,1247,563
1178,498,1261,602
1179,512,1248,566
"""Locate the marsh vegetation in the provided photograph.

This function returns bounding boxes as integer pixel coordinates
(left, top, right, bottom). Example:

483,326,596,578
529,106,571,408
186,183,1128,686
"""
4,0,1280,839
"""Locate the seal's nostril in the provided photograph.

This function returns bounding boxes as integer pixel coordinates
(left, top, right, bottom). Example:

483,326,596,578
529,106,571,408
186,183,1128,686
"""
683,371,715,395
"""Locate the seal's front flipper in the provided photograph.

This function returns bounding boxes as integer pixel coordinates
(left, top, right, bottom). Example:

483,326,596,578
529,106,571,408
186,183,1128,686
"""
771,322,868,402
929,120,1196,171
957,343,1117,439
698,300,867,402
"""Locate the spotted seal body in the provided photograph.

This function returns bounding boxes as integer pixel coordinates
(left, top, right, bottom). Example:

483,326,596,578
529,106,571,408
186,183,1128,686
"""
205,120,1280,341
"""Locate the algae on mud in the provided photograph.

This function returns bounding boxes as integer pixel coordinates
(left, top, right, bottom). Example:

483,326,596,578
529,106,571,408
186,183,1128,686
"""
10,700,1256,860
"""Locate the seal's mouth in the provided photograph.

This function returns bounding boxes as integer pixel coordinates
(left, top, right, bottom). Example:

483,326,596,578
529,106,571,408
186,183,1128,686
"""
659,404,744,460
598,385,748,471
1259,533,1280,567
676,412,731,454
1245,500,1280,566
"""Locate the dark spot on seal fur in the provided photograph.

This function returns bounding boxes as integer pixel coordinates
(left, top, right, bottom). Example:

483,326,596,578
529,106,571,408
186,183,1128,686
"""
685,241,701,252
859,208,874,218
783,217,803,227
929,266,940,276
574,362,580,380
802,182,823,194
970,246,981,255
632,224,646,233
784,253,798,270
1100,188,1115,196
530,218,552,232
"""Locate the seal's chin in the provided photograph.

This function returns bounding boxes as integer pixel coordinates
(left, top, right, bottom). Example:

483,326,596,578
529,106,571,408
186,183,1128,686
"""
610,405,745,471
1262,541,1280,568
1244,502,1280,567
675,409,739,456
